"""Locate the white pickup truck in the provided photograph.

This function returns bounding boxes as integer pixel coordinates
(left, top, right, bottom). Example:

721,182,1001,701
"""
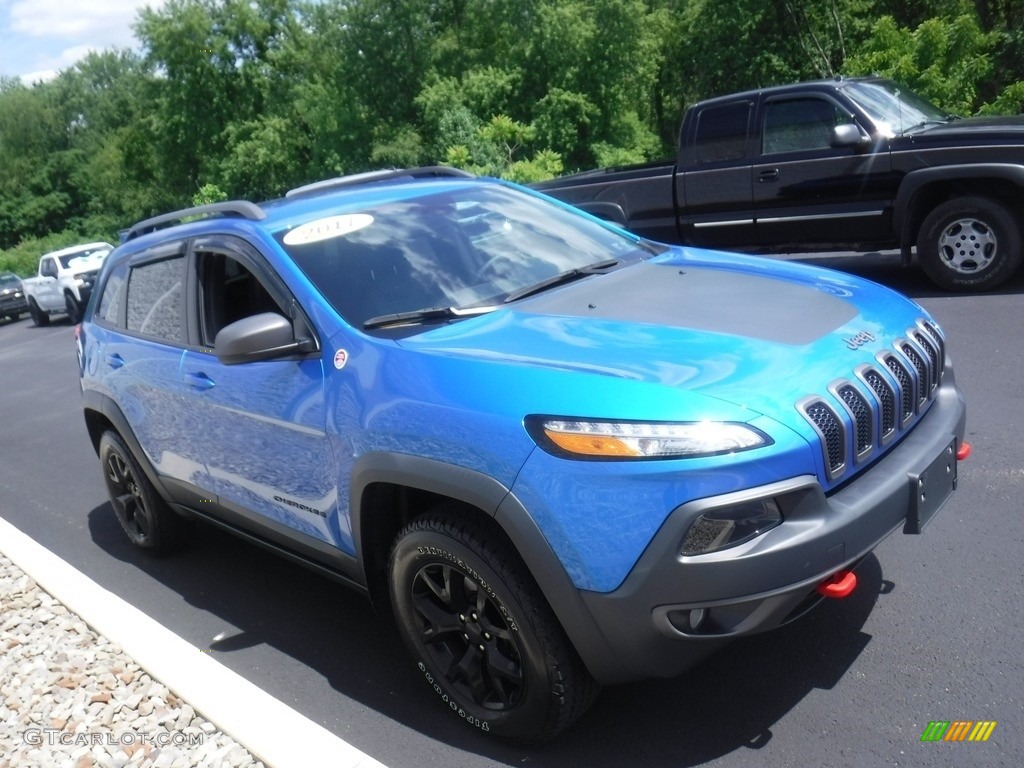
22,242,114,325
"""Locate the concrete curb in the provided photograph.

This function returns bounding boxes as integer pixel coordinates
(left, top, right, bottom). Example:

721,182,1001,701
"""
0,514,386,768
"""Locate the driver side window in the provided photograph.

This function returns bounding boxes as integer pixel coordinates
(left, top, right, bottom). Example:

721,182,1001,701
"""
762,98,854,155
196,251,283,348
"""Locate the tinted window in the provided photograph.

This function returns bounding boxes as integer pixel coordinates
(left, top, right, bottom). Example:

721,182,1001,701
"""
95,262,128,327
693,102,750,163
762,98,854,154
126,257,184,342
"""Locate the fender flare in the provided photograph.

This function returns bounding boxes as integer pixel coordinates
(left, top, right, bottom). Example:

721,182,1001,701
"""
82,390,175,505
349,451,627,682
894,163,1024,247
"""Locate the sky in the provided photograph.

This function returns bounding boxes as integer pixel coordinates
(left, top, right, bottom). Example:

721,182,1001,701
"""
0,1,166,84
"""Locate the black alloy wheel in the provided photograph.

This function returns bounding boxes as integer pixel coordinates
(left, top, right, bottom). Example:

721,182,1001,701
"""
388,508,598,743
98,430,191,553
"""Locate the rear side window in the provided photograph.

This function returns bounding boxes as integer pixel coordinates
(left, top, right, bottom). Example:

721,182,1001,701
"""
693,102,750,164
95,262,128,328
125,257,185,343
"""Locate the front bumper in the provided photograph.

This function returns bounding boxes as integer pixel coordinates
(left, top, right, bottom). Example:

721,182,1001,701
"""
0,292,29,315
575,367,966,683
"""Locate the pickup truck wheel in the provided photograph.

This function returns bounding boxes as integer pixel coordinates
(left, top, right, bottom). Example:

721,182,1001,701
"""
918,196,1023,291
388,510,598,744
64,292,82,324
99,430,191,553
28,298,50,327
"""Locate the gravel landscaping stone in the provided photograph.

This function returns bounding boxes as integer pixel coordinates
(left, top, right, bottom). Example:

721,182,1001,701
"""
0,554,266,768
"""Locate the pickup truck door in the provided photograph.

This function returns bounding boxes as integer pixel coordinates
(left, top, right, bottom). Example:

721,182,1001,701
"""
752,94,894,248
676,99,757,248
36,257,61,309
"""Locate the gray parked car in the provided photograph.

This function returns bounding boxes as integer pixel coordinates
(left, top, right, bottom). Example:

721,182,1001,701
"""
0,272,29,321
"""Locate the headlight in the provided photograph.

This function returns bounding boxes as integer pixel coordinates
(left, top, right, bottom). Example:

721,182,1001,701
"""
526,417,772,460
681,499,782,555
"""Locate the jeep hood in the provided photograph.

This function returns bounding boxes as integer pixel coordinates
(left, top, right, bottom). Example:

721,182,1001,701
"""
399,250,931,431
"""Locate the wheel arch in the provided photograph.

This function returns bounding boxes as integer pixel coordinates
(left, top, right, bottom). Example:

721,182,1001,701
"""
350,452,627,683
350,452,510,603
895,164,1024,254
82,390,171,502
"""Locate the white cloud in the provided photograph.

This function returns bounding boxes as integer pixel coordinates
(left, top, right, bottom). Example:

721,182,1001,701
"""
2,1,168,82
10,0,151,39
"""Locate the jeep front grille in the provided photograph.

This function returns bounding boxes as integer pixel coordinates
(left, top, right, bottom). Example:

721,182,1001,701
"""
798,318,945,485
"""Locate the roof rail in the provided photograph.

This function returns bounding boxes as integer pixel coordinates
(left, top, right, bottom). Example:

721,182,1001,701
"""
126,201,266,241
285,166,474,199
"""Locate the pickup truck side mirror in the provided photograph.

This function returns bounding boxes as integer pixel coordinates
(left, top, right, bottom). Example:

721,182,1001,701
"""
831,123,869,149
214,312,312,365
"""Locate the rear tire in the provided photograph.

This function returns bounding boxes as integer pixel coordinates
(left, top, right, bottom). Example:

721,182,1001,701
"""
64,292,82,324
29,298,50,327
98,430,192,553
388,508,599,744
917,196,1022,291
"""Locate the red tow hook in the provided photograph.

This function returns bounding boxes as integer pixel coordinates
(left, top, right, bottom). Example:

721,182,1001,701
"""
816,569,857,599
957,441,972,461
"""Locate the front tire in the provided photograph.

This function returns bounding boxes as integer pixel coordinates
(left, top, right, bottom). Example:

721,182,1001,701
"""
28,298,50,327
98,430,192,553
388,510,598,744
917,196,1023,291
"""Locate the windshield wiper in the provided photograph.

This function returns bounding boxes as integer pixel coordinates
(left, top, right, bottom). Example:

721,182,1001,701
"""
363,304,496,330
900,118,949,135
503,259,620,304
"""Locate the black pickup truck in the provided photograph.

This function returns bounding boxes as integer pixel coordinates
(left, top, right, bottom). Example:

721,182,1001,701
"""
533,76,1024,291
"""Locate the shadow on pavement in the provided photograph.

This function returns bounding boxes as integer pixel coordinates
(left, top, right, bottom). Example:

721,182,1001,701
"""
88,500,887,766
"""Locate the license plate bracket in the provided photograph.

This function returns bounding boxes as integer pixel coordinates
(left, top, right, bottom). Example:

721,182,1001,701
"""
904,438,958,534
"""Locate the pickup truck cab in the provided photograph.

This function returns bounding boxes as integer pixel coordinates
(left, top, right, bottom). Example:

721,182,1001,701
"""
23,241,114,325
534,76,1024,291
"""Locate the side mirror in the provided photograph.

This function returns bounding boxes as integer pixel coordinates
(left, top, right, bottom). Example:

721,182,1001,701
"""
831,123,868,148
214,312,308,365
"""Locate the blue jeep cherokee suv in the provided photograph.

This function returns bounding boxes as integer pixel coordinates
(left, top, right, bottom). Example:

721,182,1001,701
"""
78,167,967,743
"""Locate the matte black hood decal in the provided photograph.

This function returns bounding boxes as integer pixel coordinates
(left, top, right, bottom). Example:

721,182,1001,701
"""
519,262,857,345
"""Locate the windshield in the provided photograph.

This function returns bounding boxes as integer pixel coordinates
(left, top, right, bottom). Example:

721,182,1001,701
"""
0,273,20,287
276,184,656,329
844,80,949,136
59,247,111,269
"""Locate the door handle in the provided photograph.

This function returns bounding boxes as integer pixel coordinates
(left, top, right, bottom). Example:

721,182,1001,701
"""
183,371,216,390
758,169,780,183
104,353,125,369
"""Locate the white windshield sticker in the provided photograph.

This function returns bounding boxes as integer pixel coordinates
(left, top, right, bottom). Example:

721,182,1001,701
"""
283,214,374,245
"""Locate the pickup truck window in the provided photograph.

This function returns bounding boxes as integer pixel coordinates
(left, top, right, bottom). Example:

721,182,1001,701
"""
126,257,185,343
693,102,750,163
762,98,854,154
